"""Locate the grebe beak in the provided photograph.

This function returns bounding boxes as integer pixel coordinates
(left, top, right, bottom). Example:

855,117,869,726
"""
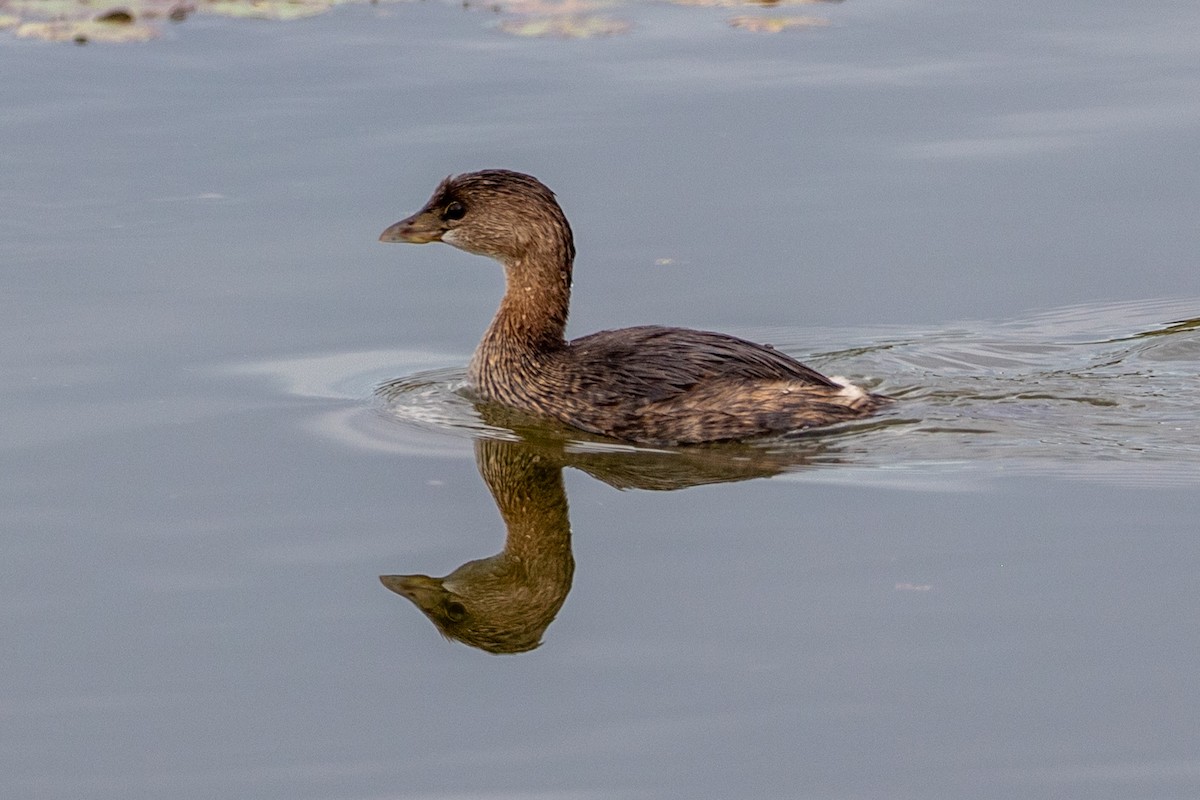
379,211,443,244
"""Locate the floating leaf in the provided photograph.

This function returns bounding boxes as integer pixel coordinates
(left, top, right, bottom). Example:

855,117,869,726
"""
498,13,629,37
95,9,137,23
0,0,400,42
497,0,616,14
0,0,835,42
728,14,828,32
672,0,837,6
200,0,333,20
15,19,158,41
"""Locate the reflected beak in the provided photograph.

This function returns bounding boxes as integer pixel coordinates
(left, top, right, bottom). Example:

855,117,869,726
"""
380,574,445,605
379,211,443,244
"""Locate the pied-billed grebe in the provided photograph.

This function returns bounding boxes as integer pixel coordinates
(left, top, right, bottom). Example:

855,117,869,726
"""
380,169,888,445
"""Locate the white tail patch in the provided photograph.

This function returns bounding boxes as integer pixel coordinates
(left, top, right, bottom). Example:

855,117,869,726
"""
829,375,868,402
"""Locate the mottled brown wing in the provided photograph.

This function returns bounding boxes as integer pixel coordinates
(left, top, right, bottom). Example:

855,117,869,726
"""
564,325,838,405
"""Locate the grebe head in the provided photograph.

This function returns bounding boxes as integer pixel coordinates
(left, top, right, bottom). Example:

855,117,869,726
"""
380,169,574,266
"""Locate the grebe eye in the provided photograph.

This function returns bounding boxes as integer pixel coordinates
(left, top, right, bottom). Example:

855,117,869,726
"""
445,601,467,622
442,201,466,221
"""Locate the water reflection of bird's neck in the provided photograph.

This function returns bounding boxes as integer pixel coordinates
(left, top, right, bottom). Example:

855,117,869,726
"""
477,437,573,589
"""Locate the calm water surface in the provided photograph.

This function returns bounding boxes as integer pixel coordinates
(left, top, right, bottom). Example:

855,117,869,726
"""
3,2,1200,798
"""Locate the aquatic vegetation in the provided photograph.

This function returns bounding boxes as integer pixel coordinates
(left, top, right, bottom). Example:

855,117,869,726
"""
14,18,158,42
498,14,631,37
498,0,618,14
4,0,175,41
671,0,836,7
486,0,840,37
488,0,629,38
0,0,400,42
0,0,844,41
728,14,828,32
202,0,337,20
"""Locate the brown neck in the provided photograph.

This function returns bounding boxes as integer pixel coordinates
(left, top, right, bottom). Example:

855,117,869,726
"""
471,237,573,390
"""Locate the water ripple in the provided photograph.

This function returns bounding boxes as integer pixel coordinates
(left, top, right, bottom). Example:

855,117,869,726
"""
247,298,1200,487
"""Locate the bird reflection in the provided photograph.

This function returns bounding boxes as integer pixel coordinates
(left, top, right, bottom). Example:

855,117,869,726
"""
382,437,574,654
382,407,839,654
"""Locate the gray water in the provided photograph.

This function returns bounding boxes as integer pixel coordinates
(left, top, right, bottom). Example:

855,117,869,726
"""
3,1,1200,798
